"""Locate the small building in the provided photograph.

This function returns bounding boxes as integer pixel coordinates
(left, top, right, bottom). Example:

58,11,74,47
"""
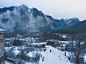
47,39,59,47
0,29,6,64
29,42,47,48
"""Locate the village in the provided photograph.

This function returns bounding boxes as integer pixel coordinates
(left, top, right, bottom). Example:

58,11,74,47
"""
4,35,86,64
0,29,86,64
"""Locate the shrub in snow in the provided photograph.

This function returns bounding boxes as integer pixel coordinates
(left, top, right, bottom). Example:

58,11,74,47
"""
17,50,26,60
33,53,41,62
13,39,22,46
5,50,16,59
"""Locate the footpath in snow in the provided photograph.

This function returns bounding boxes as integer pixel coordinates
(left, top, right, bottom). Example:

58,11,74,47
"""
39,46,71,64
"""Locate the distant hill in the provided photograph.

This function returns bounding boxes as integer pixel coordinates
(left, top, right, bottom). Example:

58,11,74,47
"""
57,20,86,34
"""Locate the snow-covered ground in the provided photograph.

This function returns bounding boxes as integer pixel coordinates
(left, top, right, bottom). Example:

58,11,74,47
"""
5,47,12,52
5,45,71,64
84,54,86,63
26,52,33,57
5,60,14,64
39,46,71,64
25,62,37,64
26,45,71,64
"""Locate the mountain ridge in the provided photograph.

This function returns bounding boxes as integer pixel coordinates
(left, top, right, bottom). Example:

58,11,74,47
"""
0,4,82,36
56,20,86,34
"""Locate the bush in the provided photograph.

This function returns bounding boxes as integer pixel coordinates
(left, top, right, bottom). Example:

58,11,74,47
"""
13,39,22,46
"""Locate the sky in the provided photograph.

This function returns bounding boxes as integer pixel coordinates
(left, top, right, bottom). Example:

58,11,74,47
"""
0,0,86,20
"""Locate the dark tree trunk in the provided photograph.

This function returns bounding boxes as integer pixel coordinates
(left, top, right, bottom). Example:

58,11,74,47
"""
76,55,79,64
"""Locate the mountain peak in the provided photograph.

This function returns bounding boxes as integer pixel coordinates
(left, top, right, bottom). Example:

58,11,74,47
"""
69,17,79,21
18,4,29,10
0,6,14,13
31,7,42,14
65,17,80,26
20,4,28,8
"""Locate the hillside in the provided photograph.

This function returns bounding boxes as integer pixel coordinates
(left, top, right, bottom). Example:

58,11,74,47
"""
57,20,86,33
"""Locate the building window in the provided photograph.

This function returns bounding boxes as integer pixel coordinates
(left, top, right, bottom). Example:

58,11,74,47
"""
0,48,3,52
0,39,2,43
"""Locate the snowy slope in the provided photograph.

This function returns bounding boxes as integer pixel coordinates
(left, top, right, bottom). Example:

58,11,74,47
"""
39,46,71,64
5,46,71,64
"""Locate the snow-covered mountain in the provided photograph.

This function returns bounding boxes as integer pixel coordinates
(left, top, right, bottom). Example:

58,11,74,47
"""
0,5,51,34
58,20,86,33
65,18,80,26
45,15,68,31
0,4,80,36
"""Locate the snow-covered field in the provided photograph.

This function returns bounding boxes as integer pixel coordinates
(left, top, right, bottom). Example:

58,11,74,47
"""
5,45,71,64
39,46,71,64
26,45,71,64
25,62,37,64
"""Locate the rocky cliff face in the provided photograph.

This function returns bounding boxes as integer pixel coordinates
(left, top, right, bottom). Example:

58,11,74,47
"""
0,4,80,36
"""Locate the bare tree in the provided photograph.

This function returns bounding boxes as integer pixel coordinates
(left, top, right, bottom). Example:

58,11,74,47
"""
68,32,86,64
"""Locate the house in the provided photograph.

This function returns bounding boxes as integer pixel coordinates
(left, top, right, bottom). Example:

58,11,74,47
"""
47,39,59,47
0,29,6,64
29,42,47,48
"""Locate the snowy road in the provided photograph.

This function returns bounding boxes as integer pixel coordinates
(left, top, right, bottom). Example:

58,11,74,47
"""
39,46,71,64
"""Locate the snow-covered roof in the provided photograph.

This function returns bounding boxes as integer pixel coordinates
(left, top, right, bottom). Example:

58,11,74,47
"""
47,39,59,42
0,28,6,33
30,42,47,45
26,52,33,57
